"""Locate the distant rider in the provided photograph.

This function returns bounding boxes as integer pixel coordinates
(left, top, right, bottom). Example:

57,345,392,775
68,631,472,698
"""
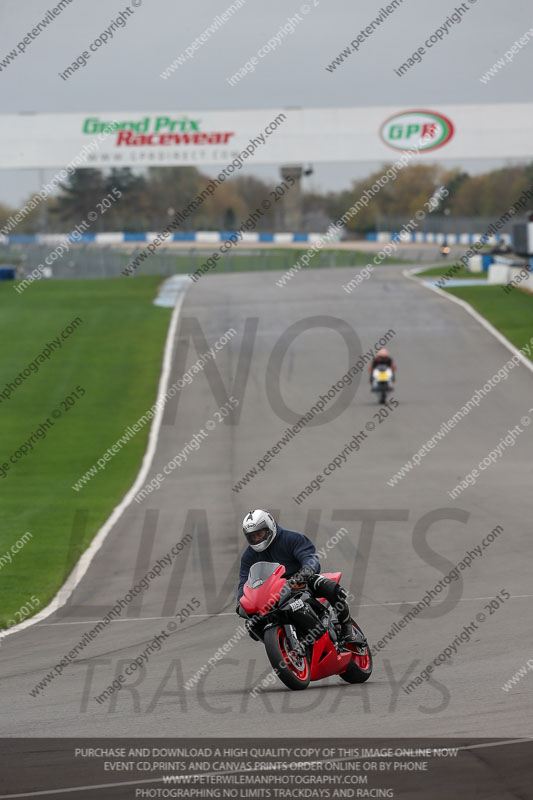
236,510,363,647
369,348,396,385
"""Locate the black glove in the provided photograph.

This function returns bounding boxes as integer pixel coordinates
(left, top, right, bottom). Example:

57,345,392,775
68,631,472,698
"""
236,603,242,615
299,565,316,579
289,565,315,587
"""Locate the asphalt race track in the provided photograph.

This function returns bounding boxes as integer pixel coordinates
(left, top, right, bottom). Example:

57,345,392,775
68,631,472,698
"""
1,263,532,739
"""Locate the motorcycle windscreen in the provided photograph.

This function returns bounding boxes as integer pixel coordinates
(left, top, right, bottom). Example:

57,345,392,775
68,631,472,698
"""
247,561,285,589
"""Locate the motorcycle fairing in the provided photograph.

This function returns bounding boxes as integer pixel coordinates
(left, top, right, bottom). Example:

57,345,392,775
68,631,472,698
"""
241,562,286,615
310,630,352,680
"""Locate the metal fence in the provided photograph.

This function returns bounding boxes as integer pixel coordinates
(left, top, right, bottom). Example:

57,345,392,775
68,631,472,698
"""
0,244,366,281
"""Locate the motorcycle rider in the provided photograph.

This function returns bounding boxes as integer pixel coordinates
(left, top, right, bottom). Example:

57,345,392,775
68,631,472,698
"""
369,348,396,385
236,510,363,647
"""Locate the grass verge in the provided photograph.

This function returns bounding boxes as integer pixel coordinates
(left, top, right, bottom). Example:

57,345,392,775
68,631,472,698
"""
417,265,488,280
0,277,171,629
446,285,533,356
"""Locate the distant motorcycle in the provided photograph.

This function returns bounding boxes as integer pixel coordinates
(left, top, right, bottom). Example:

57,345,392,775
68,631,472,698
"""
238,562,372,691
371,365,393,404
440,244,451,257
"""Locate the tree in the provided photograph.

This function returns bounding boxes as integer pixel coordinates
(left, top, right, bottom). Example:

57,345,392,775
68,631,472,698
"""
144,166,201,229
104,168,147,231
324,164,443,234
223,207,237,230
55,168,107,225
439,169,469,215
105,167,144,196
0,201,15,231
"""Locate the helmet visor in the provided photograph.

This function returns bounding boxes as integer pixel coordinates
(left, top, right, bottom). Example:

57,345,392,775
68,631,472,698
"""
244,527,270,547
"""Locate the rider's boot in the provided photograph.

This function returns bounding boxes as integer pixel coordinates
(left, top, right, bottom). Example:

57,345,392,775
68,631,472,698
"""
339,621,367,653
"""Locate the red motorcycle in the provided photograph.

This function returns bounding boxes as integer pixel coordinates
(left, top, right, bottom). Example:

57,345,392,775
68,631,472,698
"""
239,562,372,691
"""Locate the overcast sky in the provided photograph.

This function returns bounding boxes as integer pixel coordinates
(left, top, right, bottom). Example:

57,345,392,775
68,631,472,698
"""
0,0,532,207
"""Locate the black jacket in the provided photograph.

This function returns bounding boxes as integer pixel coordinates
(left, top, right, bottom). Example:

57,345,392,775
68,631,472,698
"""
237,525,320,599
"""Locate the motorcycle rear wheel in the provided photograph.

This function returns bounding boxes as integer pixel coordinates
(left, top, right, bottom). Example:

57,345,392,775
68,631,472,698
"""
264,626,310,691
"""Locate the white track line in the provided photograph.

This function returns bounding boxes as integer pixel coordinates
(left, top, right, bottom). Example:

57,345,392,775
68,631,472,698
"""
0,777,161,799
30,593,533,626
403,268,533,375
0,285,188,642
458,737,533,752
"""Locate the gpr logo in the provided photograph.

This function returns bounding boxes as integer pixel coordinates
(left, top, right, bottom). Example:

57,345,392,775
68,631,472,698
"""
380,110,455,152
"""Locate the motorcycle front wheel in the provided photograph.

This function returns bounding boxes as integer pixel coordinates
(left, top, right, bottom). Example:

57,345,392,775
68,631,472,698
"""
264,626,310,691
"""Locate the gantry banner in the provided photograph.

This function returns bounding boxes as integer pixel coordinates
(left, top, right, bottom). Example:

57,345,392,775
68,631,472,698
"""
1,103,532,168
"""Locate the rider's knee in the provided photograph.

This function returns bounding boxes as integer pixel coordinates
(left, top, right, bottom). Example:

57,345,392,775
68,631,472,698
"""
333,583,348,603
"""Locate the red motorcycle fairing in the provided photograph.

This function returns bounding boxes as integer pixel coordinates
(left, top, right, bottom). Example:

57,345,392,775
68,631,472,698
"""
240,563,287,616
306,570,353,679
310,630,352,680
321,571,341,583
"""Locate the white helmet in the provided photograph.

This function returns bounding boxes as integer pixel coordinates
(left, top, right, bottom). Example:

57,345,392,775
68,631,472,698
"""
242,510,277,552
